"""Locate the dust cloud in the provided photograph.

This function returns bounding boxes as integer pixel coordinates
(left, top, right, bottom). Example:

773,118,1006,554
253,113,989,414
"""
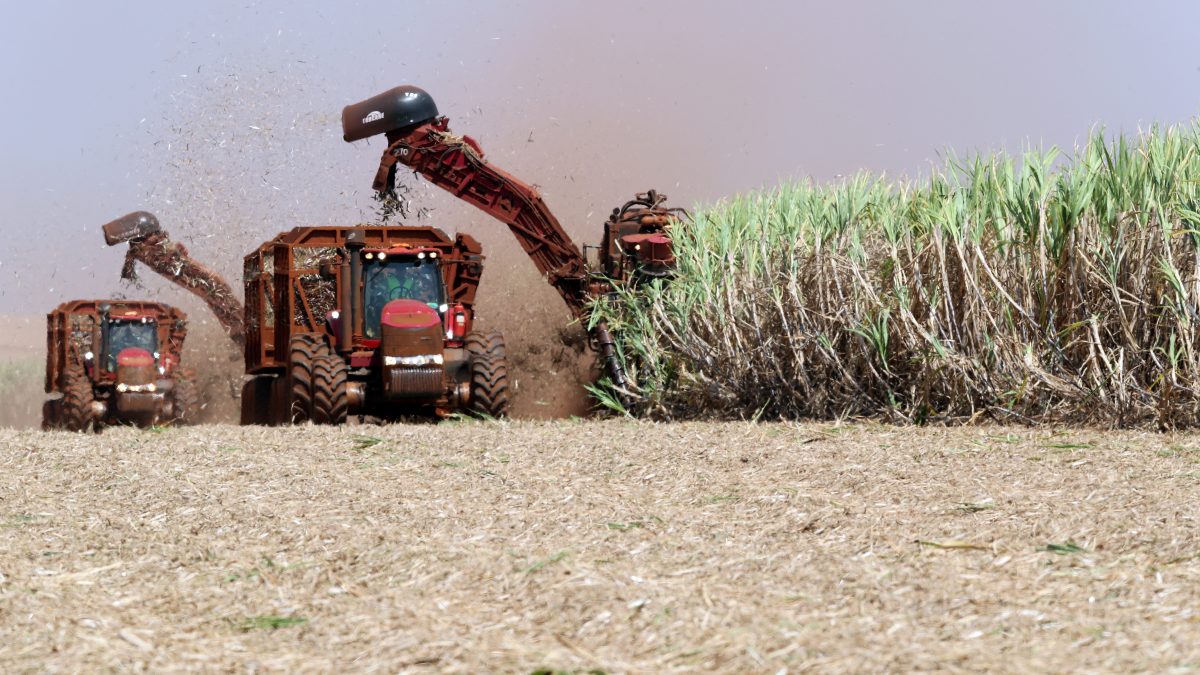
118,57,605,422
0,56,607,426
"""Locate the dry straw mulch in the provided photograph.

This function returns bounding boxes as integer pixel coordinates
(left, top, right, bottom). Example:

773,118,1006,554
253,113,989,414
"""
1,421,1199,672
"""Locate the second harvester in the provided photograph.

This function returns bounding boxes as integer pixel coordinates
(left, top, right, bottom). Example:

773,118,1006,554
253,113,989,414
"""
43,299,198,431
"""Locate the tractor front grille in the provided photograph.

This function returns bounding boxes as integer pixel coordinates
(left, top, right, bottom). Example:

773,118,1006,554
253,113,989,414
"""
384,366,443,400
116,363,155,386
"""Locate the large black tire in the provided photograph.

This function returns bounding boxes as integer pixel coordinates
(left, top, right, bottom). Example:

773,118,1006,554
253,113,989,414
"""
465,331,511,418
61,364,96,432
171,370,200,426
288,334,331,424
311,355,349,425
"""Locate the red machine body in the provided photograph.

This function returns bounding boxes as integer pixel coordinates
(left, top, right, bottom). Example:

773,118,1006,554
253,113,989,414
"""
42,299,198,431
239,224,510,424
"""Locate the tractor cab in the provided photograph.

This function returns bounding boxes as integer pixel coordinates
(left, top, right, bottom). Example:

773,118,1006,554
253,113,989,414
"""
101,310,160,373
361,246,447,339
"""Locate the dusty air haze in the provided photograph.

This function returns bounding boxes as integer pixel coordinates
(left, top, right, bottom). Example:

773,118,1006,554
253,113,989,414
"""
1,0,1199,421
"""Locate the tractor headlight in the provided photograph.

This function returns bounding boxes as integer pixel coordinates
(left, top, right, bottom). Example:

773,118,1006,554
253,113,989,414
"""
383,354,443,367
378,252,388,261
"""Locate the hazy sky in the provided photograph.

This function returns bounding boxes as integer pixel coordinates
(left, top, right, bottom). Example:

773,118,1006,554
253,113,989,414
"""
2,0,1200,314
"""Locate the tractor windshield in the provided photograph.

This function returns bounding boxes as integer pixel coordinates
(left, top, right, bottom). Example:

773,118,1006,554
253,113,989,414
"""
363,257,445,338
105,319,158,371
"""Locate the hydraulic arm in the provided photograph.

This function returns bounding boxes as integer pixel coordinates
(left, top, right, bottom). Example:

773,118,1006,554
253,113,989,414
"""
374,119,591,316
102,211,246,348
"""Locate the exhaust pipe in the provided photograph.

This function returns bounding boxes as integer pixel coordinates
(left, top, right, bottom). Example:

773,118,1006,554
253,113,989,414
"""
346,230,365,337
337,257,352,353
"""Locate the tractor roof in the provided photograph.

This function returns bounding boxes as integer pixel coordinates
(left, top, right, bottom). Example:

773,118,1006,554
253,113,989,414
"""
363,244,442,256
48,299,183,321
245,225,482,263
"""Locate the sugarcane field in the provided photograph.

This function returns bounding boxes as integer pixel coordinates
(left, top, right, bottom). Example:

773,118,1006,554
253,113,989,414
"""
4,3,1200,673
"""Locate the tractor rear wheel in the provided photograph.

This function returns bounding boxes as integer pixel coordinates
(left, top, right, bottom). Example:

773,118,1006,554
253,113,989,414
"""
288,334,331,424
61,364,96,432
465,330,511,418
311,354,349,425
172,370,199,425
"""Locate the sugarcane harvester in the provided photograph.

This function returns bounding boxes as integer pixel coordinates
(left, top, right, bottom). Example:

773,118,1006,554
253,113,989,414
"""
342,85,686,392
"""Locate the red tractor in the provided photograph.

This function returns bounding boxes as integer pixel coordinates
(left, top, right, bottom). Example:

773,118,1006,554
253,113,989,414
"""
42,300,198,431
239,224,509,424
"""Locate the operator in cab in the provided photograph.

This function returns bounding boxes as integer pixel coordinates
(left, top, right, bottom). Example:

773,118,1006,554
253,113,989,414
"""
363,256,445,338
105,319,157,370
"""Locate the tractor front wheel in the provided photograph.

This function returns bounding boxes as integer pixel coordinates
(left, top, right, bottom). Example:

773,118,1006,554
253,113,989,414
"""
465,331,511,418
288,335,329,424
171,370,200,425
311,355,349,425
61,364,96,432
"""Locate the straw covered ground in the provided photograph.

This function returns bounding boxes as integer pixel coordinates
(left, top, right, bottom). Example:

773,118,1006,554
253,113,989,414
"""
2,421,1199,672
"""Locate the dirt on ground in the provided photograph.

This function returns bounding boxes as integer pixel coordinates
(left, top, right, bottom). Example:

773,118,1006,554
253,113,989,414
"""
2,421,1198,672
470,254,596,420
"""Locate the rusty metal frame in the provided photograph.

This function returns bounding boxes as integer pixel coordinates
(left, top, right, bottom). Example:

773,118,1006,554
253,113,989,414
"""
243,225,483,373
